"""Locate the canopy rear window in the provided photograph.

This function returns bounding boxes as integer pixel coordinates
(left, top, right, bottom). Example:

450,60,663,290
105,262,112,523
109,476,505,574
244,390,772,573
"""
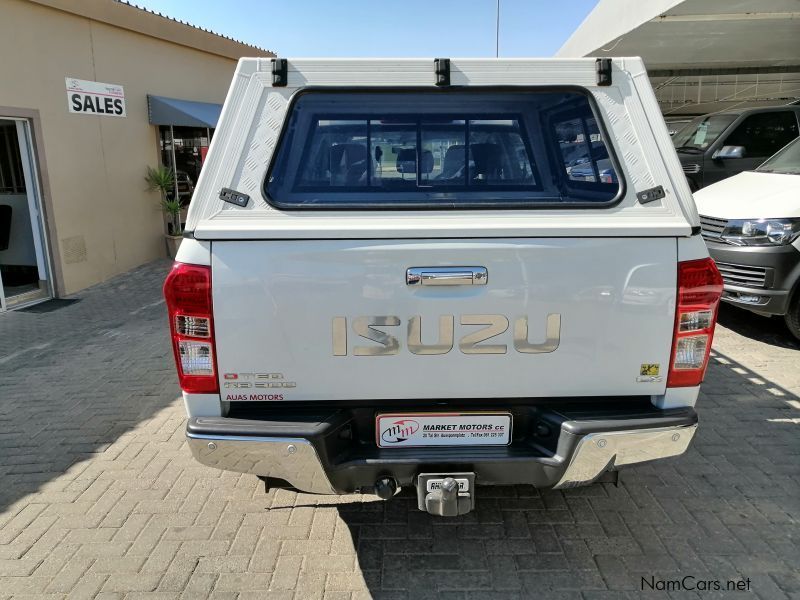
265,90,622,209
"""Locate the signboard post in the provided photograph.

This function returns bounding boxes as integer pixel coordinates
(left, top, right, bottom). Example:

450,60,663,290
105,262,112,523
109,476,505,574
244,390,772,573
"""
65,77,126,117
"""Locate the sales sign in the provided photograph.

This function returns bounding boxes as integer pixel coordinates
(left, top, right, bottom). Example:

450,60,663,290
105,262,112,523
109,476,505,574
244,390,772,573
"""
65,77,126,117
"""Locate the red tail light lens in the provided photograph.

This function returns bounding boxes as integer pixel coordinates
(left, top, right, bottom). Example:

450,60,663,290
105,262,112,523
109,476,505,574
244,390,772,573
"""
163,262,219,394
667,258,723,387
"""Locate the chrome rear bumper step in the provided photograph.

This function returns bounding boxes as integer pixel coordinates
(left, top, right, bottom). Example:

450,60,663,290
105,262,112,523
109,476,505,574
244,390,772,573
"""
187,434,335,494
554,423,696,489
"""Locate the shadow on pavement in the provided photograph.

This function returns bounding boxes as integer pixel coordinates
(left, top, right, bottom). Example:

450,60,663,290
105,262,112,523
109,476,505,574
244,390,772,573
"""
0,260,177,513
716,303,800,350
327,346,800,597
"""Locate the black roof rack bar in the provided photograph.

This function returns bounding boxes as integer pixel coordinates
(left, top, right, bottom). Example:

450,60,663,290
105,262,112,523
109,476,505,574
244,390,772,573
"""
596,58,612,86
272,58,288,87
434,58,450,87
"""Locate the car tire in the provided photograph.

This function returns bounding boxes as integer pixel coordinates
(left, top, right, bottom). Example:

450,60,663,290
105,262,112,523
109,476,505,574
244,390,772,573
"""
785,295,800,341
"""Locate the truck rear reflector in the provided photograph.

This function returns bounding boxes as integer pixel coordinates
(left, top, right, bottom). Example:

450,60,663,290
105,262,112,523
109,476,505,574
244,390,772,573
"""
163,262,219,394
667,258,723,388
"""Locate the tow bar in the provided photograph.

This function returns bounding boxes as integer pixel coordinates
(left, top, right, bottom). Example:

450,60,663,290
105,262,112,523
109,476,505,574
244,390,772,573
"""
417,473,475,516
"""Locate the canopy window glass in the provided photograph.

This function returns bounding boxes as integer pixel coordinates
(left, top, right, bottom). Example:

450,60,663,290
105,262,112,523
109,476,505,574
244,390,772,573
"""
266,90,621,209
295,118,536,190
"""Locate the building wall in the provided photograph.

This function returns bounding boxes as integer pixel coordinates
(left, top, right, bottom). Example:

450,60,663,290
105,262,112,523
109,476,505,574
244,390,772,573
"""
0,0,243,294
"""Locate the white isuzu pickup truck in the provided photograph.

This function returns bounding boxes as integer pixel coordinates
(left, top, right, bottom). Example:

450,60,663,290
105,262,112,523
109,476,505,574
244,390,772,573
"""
164,58,723,516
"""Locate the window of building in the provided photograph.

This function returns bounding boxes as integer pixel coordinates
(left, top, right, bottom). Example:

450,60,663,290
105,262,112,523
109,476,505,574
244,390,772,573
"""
0,123,25,194
158,126,214,204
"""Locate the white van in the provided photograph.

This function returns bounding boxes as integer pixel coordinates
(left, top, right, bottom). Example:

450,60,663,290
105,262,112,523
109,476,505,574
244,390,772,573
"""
163,58,722,516
694,137,800,339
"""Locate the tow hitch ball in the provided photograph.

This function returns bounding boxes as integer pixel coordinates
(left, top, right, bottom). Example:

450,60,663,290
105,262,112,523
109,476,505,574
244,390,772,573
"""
417,473,475,517
373,477,397,500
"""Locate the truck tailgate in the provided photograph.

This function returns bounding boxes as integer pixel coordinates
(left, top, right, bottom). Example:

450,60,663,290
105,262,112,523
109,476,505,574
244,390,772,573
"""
212,238,676,401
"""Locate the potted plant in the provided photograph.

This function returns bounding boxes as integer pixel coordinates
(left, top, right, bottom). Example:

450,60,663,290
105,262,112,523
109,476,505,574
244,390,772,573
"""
145,165,182,258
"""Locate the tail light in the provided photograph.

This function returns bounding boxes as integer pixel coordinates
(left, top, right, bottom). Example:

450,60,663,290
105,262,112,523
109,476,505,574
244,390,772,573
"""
163,262,219,394
667,258,723,387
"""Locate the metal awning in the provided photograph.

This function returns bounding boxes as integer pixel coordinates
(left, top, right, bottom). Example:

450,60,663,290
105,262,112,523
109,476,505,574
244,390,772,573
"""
557,0,800,116
147,95,222,128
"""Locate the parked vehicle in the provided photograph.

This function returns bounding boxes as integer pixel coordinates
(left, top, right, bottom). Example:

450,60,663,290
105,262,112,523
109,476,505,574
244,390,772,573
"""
694,137,800,339
666,119,691,137
163,58,722,516
673,106,800,191
567,143,617,183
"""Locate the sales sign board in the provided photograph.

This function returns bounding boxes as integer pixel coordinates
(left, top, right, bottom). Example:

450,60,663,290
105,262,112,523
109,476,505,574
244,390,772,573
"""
65,77,126,117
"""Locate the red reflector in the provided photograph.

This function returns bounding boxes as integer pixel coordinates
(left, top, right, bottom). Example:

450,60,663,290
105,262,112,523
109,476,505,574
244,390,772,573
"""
163,262,219,394
678,259,724,306
667,258,723,388
163,263,212,314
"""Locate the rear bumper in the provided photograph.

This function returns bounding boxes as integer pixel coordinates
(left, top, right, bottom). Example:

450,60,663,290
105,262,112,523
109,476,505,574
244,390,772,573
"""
186,403,698,493
555,424,695,488
187,432,337,494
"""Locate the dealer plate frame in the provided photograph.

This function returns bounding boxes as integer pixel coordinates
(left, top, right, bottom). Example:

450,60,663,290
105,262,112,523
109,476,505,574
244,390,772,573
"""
375,411,512,449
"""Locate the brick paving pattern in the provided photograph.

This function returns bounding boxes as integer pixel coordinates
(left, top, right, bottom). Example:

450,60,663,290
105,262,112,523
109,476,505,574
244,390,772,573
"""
0,259,798,599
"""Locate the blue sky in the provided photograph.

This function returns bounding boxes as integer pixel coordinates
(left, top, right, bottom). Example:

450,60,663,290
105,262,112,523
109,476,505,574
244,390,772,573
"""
132,0,599,57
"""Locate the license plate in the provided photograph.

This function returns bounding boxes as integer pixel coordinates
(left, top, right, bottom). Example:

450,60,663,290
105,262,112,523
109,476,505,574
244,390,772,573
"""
426,478,470,492
376,412,512,448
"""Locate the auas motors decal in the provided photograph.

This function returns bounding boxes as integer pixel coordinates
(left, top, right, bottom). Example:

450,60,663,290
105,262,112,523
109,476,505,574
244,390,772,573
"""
381,419,419,444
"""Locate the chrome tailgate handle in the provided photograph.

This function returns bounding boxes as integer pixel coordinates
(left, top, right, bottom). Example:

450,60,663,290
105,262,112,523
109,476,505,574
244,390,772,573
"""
406,267,488,286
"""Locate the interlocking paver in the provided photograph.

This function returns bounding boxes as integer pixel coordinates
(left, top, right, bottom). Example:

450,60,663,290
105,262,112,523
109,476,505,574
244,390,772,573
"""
0,259,798,598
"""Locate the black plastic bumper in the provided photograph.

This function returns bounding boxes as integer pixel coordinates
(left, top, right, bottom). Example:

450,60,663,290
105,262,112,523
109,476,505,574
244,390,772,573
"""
186,401,699,493
706,240,800,315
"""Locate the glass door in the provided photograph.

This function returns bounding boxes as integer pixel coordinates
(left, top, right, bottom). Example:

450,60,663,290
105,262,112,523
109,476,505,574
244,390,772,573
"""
0,118,52,310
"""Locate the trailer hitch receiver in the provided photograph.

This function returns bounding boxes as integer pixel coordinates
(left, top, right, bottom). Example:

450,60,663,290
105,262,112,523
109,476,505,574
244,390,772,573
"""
417,473,475,517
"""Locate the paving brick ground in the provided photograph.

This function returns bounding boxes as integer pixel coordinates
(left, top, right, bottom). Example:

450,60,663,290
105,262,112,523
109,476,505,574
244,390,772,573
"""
0,259,798,599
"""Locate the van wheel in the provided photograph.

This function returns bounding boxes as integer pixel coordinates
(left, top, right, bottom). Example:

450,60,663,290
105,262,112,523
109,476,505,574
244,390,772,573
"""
785,296,800,341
